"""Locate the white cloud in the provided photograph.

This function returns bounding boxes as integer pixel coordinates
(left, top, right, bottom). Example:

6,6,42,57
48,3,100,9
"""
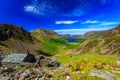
82,20,118,25
100,22,118,26
81,20,99,24
54,20,119,35
82,20,119,27
24,0,48,15
54,28,109,35
55,21,78,24
24,5,40,14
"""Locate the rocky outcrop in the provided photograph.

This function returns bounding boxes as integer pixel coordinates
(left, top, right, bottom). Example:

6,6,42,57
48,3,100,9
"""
35,55,60,67
89,70,116,80
0,54,60,80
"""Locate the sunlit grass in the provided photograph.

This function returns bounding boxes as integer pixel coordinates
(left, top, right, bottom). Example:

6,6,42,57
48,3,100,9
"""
57,54,120,64
53,54,120,80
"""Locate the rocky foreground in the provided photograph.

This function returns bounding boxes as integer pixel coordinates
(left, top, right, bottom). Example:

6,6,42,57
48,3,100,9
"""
0,51,120,80
0,51,60,80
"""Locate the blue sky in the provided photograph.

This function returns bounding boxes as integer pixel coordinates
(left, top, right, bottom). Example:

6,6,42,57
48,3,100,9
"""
0,0,120,35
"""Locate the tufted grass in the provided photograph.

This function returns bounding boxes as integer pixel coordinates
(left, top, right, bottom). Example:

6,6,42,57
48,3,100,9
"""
53,54,120,80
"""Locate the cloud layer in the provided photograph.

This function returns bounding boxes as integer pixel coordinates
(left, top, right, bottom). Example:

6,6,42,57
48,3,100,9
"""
81,20,99,24
55,21,78,24
100,22,118,25
54,20,119,35
55,28,110,35
24,0,120,16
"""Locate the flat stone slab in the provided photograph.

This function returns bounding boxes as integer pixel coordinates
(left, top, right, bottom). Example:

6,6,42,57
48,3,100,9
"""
89,70,116,80
0,76,10,80
2,53,27,63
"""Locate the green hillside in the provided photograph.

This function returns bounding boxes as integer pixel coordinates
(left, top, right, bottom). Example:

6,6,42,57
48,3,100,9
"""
31,29,69,56
71,24,120,56
0,24,69,56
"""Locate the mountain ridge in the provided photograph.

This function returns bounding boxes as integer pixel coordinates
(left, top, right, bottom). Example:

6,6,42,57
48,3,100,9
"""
70,24,120,56
0,24,68,56
0,24,33,42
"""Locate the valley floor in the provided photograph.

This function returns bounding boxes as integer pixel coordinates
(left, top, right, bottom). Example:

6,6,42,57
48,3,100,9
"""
53,54,120,80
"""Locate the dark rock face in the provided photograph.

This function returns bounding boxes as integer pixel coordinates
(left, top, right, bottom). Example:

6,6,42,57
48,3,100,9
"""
23,53,36,63
0,50,9,63
0,24,33,42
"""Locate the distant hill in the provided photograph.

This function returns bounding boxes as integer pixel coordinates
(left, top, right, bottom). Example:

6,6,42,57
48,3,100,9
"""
81,31,104,39
71,24,120,56
61,34,83,42
0,24,68,56
61,31,104,42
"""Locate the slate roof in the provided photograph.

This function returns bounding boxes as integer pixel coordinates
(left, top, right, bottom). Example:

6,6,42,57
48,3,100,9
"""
2,53,27,63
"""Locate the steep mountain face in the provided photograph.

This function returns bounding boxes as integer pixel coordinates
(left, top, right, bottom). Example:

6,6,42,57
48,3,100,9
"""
0,24,41,54
81,31,104,39
71,24,120,56
0,24,68,56
0,24,33,42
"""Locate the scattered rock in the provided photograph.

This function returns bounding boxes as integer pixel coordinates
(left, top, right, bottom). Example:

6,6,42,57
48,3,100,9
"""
0,76,10,80
35,77,43,80
89,70,116,80
19,70,32,80
84,58,88,61
35,55,59,68
0,69,4,74
116,60,120,65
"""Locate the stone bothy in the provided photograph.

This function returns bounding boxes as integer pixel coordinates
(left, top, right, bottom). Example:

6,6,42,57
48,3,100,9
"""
1,52,59,68
1,53,36,67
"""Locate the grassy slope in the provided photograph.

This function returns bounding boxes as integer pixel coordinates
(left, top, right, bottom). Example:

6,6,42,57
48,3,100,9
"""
51,25,120,79
71,25,120,56
31,29,70,56
53,54,120,80
0,24,73,56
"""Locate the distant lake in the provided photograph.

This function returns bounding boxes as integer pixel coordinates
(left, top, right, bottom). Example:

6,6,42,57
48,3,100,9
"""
67,38,77,42
67,38,85,42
